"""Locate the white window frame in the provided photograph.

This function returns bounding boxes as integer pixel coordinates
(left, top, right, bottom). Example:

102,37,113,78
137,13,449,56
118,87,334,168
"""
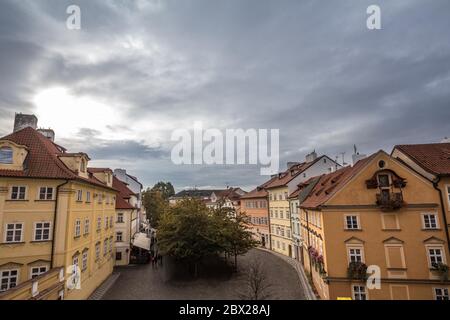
347,246,365,263
422,213,439,230
116,232,123,242
345,215,360,230
109,237,113,253
426,246,446,268
38,187,54,200
5,223,23,243
96,217,101,231
74,219,81,237
105,216,109,229
103,240,108,256
0,269,19,292
86,191,91,203
72,255,79,269
30,266,48,279
10,186,26,200
34,221,51,241
352,285,368,300
433,287,449,300
109,216,113,228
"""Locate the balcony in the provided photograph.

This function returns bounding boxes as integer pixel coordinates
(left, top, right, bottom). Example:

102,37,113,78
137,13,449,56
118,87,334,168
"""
376,192,404,211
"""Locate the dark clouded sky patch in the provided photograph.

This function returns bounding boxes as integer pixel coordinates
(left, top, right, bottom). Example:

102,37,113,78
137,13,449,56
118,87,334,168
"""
0,0,449,190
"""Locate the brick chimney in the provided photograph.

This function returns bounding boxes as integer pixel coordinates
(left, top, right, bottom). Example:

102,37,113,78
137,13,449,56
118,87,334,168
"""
13,113,38,132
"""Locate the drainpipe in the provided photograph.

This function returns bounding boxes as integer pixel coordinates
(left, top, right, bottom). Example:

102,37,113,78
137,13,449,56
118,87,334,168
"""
433,177,450,255
51,180,70,269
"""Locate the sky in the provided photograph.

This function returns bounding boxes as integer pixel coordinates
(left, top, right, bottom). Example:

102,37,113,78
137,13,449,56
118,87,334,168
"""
1,0,450,191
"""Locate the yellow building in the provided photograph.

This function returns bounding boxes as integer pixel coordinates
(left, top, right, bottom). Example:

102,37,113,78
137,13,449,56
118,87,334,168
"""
0,127,116,299
299,151,450,300
267,154,340,257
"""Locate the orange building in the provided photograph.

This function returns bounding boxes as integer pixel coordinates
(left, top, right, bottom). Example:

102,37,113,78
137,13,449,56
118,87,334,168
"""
241,185,271,249
299,150,450,300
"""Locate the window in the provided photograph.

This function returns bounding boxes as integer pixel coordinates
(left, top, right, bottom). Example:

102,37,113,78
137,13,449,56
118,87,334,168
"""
280,211,284,219
76,190,82,202
349,248,363,263
86,191,91,203
34,222,51,241
84,219,90,235
103,240,108,256
0,147,13,164
282,242,286,250
95,243,100,260
117,213,124,223
447,186,450,205
284,192,288,200
0,270,18,291
105,216,109,229
434,288,449,300
116,252,122,261
109,217,113,228
97,217,101,231
5,223,23,242
82,251,88,271
345,215,360,230
109,237,113,253
11,186,26,200
423,214,438,229
74,219,81,237
98,194,103,204
378,174,390,188
352,285,367,300
116,232,123,242
72,255,79,269
30,266,47,279
39,187,54,200
428,248,444,266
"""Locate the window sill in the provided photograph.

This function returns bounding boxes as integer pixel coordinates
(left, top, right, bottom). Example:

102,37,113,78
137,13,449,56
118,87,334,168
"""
344,229,362,231
422,228,441,231
30,240,52,243
0,242,25,245
6,200,28,202
382,228,401,231
74,236,81,239
34,199,55,202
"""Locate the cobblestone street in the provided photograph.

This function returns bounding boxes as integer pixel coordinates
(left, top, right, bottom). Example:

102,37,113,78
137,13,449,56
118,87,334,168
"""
102,249,306,300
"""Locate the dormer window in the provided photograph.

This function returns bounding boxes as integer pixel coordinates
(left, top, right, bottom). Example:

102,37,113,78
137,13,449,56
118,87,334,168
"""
378,174,390,188
0,147,13,164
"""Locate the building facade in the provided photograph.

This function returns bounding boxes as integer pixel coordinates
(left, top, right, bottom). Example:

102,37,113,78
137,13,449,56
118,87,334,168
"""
299,151,450,300
267,153,341,257
112,176,137,266
113,169,143,230
0,127,116,299
241,187,270,249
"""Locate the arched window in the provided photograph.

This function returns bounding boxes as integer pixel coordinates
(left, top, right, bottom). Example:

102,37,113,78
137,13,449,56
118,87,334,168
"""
0,147,13,164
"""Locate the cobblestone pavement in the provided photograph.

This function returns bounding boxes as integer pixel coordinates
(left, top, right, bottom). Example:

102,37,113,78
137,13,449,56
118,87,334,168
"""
102,249,306,300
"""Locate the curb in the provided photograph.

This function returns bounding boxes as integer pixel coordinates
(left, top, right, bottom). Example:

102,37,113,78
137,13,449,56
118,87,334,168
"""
257,248,317,300
88,272,121,300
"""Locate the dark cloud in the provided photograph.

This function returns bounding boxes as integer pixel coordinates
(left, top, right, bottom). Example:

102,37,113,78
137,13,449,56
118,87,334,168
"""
1,0,450,190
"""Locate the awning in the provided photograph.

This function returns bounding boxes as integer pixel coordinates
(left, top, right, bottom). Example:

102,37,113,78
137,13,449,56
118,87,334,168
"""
132,232,151,251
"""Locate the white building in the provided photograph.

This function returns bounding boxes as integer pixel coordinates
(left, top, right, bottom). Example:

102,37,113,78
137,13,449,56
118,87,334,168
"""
114,169,144,229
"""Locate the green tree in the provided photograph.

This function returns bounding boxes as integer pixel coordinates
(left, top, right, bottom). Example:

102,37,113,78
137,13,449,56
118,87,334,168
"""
142,188,168,228
151,181,175,200
158,199,222,276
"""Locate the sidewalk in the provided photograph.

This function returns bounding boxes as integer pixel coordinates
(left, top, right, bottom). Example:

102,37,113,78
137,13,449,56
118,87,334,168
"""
88,272,121,300
257,248,317,300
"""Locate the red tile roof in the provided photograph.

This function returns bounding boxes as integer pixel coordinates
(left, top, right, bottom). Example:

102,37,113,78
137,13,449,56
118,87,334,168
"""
394,143,450,176
113,177,135,209
301,153,377,209
0,127,116,191
264,156,327,189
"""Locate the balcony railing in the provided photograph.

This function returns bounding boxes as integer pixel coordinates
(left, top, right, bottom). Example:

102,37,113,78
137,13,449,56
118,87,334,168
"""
376,192,403,211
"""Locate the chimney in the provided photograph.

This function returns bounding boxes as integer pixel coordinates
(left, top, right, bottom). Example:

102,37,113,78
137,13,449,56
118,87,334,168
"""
13,113,38,132
305,150,318,163
351,145,367,166
37,128,55,142
287,162,300,169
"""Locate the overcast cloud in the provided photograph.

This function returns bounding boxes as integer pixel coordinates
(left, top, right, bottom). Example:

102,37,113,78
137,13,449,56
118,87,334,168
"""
1,0,449,191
